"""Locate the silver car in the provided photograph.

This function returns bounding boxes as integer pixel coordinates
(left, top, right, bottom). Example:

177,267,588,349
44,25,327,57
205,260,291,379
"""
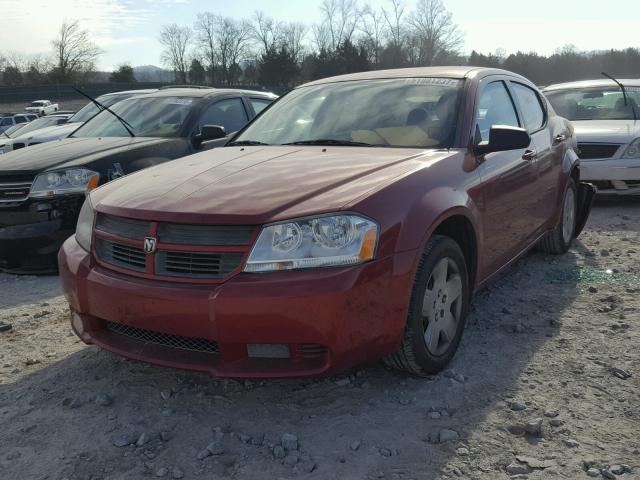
543,79,640,195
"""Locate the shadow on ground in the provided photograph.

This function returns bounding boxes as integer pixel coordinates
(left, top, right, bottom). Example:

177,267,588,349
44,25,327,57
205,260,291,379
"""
0,243,586,480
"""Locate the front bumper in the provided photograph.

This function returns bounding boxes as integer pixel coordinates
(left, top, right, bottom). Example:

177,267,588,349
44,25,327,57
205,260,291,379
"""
581,157,640,195
0,195,84,269
58,236,416,378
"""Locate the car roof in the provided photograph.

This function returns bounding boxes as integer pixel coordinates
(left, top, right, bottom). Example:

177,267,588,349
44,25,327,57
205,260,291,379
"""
543,79,640,91
132,87,277,100
100,88,158,97
300,66,527,87
32,99,48,102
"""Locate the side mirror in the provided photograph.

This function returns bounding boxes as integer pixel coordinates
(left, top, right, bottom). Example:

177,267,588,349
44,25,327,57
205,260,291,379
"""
474,125,531,156
193,124,226,147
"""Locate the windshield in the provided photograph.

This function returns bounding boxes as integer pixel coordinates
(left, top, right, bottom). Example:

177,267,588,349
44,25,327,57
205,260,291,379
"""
3,124,26,136
69,94,128,124
31,101,45,107
10,117,59,136
546,86,640,121
72,96,195,138
234,78,463,148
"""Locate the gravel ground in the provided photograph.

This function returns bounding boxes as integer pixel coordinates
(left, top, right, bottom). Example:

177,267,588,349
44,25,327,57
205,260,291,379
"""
0,198,638,480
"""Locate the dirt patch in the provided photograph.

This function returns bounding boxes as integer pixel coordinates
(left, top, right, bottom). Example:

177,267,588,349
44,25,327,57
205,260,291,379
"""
1,198,638,480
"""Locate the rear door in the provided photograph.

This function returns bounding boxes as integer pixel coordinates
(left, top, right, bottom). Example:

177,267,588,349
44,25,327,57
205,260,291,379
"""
474,78,542,276
509,81,560,228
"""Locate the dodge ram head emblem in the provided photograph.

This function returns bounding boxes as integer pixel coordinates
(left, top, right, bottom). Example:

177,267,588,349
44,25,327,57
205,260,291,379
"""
143,237,157,254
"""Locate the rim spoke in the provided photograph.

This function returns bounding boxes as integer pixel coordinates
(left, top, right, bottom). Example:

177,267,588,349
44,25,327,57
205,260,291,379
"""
441,311,458,343
431,258,449,289
424,321,440,353
445,274,462,306
422,289,436,317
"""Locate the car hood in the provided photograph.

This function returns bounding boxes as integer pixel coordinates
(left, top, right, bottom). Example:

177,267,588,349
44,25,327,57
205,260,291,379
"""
13,122,82,143
572,120,640,144
93,146,451,224
0,137,174,174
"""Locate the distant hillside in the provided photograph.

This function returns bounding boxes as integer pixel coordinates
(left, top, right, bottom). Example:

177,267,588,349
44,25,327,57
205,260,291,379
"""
132,65,175,83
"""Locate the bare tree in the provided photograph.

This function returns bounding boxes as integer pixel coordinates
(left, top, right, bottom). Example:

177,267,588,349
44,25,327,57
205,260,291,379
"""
382,0,406,50
281,22,307,62
194,12,218,82
408,0,463,66
159,23,192,84
312,23,331,52
251,11,281,53
194,14,251,85
51,20,102,82
360,4,385,65
319,0,360,50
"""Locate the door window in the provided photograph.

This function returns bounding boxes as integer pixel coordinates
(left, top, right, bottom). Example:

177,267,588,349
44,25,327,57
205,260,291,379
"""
249,97,272,115
15,116,28,124
476,81,520,143
198,98,248,135
512,83,545,132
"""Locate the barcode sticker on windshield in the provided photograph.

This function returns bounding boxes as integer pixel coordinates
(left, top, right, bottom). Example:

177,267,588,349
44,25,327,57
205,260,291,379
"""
404,78,460,87
163,98,194,105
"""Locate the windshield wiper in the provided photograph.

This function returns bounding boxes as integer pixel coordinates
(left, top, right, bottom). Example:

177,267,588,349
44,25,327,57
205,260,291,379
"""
72,87,136,137
282,139,379,147
601,72,638,121
226,140,270,146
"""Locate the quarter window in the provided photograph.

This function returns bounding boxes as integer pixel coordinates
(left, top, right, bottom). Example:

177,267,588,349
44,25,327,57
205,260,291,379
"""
250,98,272,115
476,81,520,143
198,98,248,135
512,83,545,132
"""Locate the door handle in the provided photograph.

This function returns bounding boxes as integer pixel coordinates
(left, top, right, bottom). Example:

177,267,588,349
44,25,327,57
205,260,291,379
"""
522,149,538,161
553,134,566,145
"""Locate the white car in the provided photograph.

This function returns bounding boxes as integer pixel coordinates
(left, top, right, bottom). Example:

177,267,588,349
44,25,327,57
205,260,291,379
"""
544,79,640,195
25,100,59,116
6,89,157,152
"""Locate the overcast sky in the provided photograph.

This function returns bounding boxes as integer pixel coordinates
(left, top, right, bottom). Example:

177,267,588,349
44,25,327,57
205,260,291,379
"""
2,0,639,70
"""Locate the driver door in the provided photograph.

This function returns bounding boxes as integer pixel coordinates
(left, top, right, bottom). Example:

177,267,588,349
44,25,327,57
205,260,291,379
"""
475,79,542,277
195,97,249,151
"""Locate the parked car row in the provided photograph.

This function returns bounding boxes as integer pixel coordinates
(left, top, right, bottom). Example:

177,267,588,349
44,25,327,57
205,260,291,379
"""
0,112,39,133
4,66,636,379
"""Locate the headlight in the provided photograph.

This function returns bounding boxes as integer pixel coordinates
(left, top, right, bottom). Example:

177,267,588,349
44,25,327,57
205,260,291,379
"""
75,197,95,252
244,214,378,272
29,168,99,198
622,138,640,158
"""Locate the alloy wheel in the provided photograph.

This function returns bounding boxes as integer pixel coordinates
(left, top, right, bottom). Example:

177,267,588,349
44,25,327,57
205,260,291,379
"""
421,257,463,356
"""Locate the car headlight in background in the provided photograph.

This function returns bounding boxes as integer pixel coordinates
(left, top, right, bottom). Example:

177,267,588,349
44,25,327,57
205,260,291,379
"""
75,197,95,252
622,138,640,158
29,168,99,198
244,214,378,272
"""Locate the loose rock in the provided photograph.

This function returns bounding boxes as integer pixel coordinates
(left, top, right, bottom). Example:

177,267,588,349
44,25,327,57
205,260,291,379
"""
281,433,298,451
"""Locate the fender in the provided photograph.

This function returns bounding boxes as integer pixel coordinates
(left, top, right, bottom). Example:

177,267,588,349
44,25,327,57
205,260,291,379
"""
395,185,482,254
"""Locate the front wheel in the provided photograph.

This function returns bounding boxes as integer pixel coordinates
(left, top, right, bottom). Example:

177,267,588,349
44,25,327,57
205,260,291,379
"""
537,178,577,254
384,235,470,376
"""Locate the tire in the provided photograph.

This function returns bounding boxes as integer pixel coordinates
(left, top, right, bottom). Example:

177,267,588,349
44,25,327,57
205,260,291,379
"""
537,178,577,254
384,235,470,376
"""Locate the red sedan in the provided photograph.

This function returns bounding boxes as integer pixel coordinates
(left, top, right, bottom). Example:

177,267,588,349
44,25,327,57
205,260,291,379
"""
59,67,594,378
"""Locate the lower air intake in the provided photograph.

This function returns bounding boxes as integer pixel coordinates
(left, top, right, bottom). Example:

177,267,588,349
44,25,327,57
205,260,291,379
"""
105,321,219,354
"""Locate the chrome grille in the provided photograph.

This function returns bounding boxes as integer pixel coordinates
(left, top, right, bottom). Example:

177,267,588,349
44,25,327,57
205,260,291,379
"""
577,143,620,160
0,176,33,203
156,251,243,278
157,223,255,245
105,321,219,354
96,238,146,272
95,213,150,240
